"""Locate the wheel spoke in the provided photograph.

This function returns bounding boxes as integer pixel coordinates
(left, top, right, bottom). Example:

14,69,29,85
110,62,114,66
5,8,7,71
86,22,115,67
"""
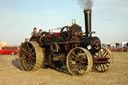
96,64,99,70
81,61,87,64
103,64,107,71
102,49,108,57
99,50,102,57
70,55,77,60
71,65,79,71
100,64,103,72
102,64,105,71
30,47,34,53
21,48,28,53
69,60,76,64
101,50,106,57
32,52,36,55
27,63,32,70
98,51,100,57
77,50,82,55
72,52,78,57
104,64,109,68
31,56,36,60
21,60,28,70
84,65,87,71
104,52,109,57
95,53,99,57
78,66,84,75
30,59,34,65
26,43,30,51
79,50,82,53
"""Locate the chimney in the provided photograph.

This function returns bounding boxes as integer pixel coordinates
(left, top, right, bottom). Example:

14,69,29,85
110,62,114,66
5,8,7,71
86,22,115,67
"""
84,9,92,37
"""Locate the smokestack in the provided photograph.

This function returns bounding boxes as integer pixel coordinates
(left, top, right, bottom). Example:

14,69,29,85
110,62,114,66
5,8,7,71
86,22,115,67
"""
84,9,92,37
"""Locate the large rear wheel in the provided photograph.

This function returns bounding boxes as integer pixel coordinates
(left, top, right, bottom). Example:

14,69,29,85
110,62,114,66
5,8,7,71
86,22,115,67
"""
18,41,45,71
66,47,93,76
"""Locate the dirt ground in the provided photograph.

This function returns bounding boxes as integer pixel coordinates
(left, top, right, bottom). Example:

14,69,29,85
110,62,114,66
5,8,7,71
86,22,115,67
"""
0,52,128,85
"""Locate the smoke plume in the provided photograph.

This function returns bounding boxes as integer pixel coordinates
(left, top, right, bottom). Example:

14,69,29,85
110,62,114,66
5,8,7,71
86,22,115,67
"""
78,0,94,10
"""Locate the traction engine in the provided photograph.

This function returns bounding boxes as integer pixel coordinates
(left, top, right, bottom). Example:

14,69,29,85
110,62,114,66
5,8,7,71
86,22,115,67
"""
18,9,113,76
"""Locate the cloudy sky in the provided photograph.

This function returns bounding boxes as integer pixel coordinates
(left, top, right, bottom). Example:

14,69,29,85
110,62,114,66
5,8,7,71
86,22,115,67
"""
0,0,128,45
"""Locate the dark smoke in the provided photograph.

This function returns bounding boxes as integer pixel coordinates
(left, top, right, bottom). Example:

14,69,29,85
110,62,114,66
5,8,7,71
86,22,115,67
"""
78,0,93,10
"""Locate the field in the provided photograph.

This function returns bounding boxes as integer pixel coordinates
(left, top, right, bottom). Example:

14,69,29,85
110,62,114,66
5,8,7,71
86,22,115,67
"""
0,52,128,85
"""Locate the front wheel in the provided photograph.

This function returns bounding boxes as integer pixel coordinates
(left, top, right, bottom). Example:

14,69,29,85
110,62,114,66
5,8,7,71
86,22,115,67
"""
93,47,113,72
66,47,93,76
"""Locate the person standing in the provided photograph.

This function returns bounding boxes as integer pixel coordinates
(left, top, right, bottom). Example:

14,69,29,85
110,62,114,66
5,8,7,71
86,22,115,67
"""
31,27,38,36
38,29,43,36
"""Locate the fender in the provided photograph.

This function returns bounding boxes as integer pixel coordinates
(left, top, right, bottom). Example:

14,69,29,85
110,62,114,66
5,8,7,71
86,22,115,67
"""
29,36,41,44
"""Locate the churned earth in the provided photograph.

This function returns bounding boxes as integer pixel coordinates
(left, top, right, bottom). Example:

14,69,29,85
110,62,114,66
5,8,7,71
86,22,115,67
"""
0,52,128,85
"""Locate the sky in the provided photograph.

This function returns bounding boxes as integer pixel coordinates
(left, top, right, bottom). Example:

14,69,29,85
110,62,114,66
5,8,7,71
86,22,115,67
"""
0,0,128,45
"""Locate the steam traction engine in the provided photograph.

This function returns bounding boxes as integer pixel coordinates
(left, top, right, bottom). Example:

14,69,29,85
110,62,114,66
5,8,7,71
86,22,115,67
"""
18,9,113,76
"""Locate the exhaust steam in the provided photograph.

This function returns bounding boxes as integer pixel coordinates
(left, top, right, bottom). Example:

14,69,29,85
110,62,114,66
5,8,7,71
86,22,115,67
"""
78,0,94,10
